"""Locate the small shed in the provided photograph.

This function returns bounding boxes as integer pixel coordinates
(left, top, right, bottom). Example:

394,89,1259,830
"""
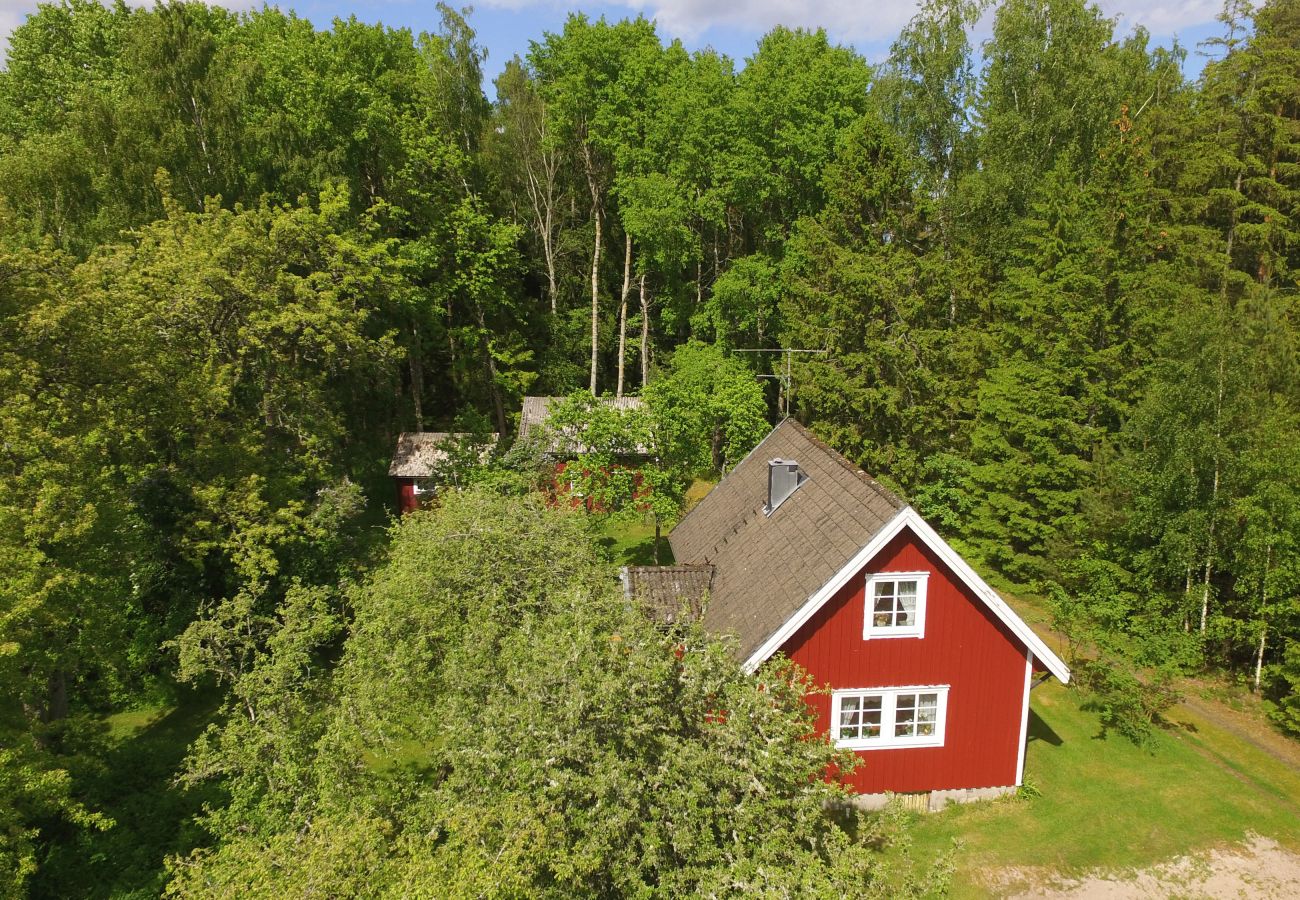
389,431,498,514
517,395,648,457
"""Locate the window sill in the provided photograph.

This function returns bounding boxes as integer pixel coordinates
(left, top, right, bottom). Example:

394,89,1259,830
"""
836,736,944,751
862,629,925,640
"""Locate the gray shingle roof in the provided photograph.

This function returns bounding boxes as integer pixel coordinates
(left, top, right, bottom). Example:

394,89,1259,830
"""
622,564,714,625
668,419,905,661
517,395,647,455
388,432,499,478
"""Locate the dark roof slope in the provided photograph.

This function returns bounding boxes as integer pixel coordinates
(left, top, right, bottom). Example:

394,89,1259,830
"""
622,564,714,625
668,419,905,661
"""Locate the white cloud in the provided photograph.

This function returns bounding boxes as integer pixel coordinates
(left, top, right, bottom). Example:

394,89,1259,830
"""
483,0,1225,44
626,0,913,43
0,2,31,49
1097,0,1223,34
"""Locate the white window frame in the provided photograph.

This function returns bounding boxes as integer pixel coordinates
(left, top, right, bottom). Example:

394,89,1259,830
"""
863,571,929,639
830,685,949,750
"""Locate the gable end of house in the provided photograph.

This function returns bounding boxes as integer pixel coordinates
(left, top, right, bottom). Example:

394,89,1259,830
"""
741,506,1071,684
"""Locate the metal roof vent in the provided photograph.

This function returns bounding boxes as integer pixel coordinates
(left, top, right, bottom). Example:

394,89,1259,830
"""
766,459,807,514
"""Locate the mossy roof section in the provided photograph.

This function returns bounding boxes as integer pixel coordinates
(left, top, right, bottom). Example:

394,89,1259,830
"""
388,432,498,477
516,395,647,455
623,564,714,625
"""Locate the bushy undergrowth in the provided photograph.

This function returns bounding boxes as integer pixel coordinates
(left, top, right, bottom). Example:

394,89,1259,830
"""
164,490,940,898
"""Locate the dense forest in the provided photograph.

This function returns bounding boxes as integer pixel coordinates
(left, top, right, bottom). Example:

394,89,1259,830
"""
1,0,1298,895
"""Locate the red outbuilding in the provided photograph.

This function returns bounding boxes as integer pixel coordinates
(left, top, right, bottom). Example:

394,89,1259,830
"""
640,419,1070,810
389,431,498,514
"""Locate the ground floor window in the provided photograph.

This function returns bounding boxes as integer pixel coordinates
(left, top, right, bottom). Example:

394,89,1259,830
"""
831,685,948,749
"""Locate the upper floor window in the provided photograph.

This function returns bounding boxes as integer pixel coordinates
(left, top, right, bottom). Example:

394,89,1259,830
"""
863,572,928,639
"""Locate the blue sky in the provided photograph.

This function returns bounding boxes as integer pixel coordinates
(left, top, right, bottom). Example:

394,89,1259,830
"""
2,1,1231,89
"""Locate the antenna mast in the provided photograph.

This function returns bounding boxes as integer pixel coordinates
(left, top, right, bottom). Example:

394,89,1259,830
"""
731,347,828,416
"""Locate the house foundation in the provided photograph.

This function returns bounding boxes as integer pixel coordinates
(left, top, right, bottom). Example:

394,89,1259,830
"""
849,784,1017,813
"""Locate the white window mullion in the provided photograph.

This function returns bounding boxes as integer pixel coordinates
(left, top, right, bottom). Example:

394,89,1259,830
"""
882,692,897,741
863,572,929,640
831,686,949,750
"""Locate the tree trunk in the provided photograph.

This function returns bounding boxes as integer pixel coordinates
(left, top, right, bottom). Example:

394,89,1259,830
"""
617,233,632,397
582,142,603,395
409,324,425,431
1255,543,1273,691
1200,351,1226,634
44,671,68,723
523,126,560,313
639,274,650,388
543,223,558,314
1255,623,1267,692
1199,537,1213,633
1221,165,1245,300
696,257,702,309
262,364,276,428
1200,462,1220,634
589,207,602,394
654,517,661,565
473,302,507,435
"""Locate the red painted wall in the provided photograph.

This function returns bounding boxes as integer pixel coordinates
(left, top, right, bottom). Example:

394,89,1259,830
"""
396,478,419,515
550,461,649,512
781,527,1030,794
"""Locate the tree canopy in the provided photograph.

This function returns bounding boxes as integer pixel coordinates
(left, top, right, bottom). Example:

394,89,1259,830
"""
2,0,1300,893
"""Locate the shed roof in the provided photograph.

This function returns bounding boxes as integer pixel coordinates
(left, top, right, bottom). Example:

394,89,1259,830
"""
388,432,498,478
669,419,903,662
517,395,647,455
622,564,714,625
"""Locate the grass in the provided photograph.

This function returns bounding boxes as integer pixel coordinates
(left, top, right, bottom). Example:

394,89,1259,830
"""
591,478,717,567
31,690,222,900
900,680,1300,896
594,514,671,566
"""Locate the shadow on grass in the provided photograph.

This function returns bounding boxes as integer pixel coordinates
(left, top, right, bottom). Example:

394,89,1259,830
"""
1027,707,1063,747
597,535,674,567
32,688,223,900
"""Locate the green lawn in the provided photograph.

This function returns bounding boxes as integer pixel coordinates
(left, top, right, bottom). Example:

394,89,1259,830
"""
32,691,221,900
591,479,716,567
901,680,1300,896
594,514,672,566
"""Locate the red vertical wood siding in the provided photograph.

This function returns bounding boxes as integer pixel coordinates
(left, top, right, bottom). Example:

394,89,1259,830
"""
396,479,419,514
550,461,650,511
782,527,1029,794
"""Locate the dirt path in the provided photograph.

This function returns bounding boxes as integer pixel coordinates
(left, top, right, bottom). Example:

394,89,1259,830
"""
1009,596,1300,772
1175,689,1300,771
998,835,1300,899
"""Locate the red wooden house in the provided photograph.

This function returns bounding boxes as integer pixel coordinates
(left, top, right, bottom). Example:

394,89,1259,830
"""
517,395,651,510
637,419,1070,810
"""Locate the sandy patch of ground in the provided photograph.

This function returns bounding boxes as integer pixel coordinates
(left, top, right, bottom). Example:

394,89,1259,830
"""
993,835,1300,899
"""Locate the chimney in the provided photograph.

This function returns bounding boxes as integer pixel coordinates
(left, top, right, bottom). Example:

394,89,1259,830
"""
766,458,806,514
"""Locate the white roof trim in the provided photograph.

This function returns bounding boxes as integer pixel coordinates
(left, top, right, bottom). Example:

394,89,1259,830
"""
742,507,912,674
741,506,1071,684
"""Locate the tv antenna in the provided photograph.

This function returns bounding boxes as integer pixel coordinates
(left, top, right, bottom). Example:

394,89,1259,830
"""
731,347,829,416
